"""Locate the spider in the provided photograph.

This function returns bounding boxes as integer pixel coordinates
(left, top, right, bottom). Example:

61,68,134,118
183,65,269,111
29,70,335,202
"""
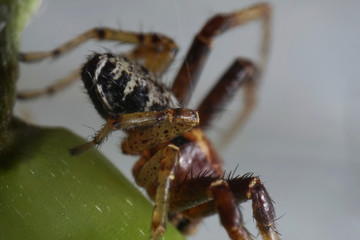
18,3,279,240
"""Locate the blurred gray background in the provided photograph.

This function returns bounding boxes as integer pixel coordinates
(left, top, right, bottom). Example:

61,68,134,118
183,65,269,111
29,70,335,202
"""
15,0,360,239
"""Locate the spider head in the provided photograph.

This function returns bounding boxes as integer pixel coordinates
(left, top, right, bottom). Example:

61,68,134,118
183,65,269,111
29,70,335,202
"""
81,53,180,119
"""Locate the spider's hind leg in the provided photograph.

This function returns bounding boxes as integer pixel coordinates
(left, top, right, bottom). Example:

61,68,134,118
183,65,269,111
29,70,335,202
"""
197,58,259,148
19,27,177,65
171,3,271,105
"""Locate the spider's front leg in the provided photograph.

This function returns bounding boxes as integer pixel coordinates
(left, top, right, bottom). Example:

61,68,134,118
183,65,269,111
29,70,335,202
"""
135,144,181,240
108,109,201,240
70,108,199,155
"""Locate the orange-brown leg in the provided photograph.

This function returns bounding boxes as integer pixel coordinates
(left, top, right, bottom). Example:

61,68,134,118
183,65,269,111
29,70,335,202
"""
171,3,271,106
18,28,178,99
70,108,199,155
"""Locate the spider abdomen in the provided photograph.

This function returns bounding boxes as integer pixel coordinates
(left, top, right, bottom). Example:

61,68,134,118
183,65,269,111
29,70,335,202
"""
81,53,180,119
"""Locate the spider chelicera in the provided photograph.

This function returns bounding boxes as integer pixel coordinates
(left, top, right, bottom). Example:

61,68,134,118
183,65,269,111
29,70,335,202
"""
18,3,279,240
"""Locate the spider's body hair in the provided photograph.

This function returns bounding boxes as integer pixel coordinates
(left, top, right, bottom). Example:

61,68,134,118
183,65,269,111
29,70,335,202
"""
81,53,180,119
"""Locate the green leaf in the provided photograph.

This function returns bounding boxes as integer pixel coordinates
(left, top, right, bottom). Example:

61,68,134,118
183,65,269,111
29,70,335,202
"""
0,123,184,240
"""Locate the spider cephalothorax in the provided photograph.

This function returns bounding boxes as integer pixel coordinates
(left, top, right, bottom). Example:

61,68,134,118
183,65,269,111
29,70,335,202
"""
19,3,279,240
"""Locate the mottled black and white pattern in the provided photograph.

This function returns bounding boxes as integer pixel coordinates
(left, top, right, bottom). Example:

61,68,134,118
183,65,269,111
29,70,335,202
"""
81,53,180,119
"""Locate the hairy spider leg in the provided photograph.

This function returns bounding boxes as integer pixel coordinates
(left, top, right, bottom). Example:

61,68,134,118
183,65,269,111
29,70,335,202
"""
70,108,199,155
18,28,178,99
171,2,271,106
135,144,180,240
167,173,278,240
126,35,178,75
210,180,253,240
197,58,258,148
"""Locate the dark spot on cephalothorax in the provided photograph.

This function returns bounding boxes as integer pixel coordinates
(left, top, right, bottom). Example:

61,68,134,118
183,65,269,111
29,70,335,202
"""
149,103,164,112
101,60,117,79
163,130,169,134
142,139,149,144
142,85,149,94
140,65,149,75
119,70,130,82
122,86,149,113
97,28,105,39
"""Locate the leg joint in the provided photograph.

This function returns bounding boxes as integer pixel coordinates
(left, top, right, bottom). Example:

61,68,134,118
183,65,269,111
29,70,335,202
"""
248,177,277,228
